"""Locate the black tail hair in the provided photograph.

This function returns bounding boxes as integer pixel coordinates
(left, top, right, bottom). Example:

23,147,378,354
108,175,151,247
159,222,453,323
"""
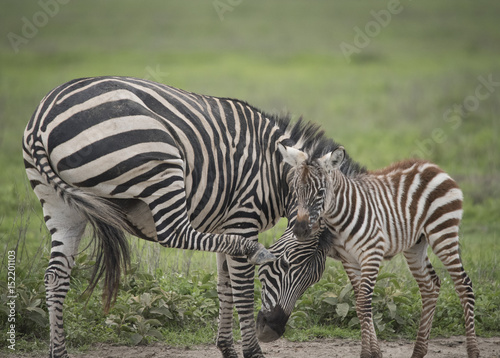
86,219,130,313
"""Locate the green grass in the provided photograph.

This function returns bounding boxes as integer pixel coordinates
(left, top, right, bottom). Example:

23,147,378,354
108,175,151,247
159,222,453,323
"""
1,0,499,354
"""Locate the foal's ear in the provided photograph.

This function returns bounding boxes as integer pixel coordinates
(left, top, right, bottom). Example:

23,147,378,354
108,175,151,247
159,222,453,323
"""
318,146,345,171
278,143,309,167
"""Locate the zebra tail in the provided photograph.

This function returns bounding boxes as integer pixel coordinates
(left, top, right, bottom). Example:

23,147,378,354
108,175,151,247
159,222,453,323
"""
31,139,130,313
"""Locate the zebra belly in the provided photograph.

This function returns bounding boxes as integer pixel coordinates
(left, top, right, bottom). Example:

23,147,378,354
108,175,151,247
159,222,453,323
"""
331,245,359,265
382,232,424,258
333,223,422,264
109,199,158,241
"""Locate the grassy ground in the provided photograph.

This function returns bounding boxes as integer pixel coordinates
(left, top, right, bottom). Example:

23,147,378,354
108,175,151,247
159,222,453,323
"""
1,0,499,354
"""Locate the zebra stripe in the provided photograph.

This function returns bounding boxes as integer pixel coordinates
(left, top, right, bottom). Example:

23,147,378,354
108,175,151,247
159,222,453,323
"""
23,76,343,358
257,145,479,358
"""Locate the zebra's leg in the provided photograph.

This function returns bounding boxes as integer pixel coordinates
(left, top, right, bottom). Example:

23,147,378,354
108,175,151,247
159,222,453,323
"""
342,260,361,300
32,183,87,358
140,168,274,264
344,261,383,357
216,253,238,358
403,238,441,358
357,255,383,358
428,231,479,358
226,254,264,358
344,260,383,356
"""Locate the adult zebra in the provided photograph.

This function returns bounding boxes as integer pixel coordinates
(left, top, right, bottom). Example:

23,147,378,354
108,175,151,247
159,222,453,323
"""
257,145,479,358
22,76,333,358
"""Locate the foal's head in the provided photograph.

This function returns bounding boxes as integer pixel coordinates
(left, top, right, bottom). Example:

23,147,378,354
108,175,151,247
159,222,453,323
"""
279,144,345,240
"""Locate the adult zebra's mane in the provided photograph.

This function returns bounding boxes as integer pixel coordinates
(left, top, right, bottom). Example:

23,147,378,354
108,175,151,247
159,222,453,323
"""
269,111,367,178
214,93,365,178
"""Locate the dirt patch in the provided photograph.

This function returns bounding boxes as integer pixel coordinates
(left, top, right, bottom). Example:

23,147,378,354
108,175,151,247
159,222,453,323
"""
16,336,500,358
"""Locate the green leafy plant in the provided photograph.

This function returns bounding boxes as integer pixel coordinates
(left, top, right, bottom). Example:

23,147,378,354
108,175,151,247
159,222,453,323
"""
103,267,220,345
0,259,48,345
285,263,418,338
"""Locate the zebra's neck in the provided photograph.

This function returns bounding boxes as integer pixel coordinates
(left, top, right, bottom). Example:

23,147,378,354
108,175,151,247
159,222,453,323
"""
325,170,376,235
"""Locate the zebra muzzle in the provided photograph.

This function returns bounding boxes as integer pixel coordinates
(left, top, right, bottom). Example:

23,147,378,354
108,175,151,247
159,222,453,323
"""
293,216,312,241
256,305,288,342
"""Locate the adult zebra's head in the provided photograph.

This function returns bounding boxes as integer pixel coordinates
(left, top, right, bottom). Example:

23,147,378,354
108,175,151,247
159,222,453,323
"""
256,222,333,342
278,144,345,240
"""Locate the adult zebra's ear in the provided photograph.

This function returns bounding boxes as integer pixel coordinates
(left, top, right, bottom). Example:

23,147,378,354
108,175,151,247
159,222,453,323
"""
318,146,345,171
278,143,309,167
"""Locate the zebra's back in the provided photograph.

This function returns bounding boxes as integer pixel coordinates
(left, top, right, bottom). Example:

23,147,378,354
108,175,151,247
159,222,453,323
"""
367,159,463,255
23,76,284,233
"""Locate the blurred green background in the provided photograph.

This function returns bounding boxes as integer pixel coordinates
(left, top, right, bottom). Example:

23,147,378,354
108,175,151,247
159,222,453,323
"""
0,0,499,352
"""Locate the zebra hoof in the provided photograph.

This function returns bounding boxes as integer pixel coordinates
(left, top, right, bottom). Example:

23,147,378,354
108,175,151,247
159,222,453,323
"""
249,247,277,265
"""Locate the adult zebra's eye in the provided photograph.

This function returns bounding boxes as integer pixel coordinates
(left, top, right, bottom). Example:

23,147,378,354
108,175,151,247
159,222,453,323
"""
280,257,290,271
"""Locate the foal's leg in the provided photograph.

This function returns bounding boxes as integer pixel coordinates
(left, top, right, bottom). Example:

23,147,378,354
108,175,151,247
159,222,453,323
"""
357,253,383,358
344,261,384,357
404,238,441,358
344,260,382,357
342,261,361,300
428,230,479,358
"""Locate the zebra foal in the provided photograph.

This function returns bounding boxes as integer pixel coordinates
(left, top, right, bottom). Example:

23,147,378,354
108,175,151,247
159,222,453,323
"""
257,144,479,358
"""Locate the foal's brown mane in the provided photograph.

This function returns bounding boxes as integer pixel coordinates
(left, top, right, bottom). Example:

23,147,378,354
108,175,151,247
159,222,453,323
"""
368,158,432,176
